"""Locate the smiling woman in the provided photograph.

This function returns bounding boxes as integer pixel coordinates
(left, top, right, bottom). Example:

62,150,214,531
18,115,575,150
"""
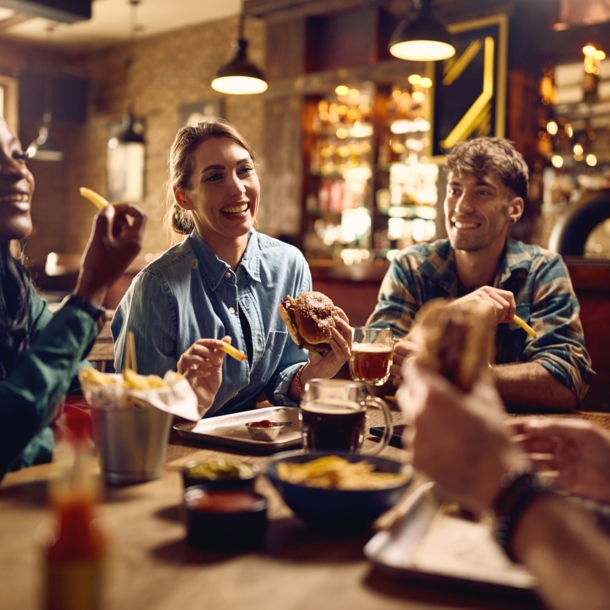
0,116,147,478
111,118,353,419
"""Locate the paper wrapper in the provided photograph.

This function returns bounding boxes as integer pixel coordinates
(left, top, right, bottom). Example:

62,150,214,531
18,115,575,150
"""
79,370,202,421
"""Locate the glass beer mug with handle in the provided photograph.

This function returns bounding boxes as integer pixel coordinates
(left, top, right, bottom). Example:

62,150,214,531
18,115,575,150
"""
300,379,393,456
349,327,394,386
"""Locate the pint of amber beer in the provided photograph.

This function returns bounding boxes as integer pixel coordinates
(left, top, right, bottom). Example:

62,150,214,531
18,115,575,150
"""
349,327,393,386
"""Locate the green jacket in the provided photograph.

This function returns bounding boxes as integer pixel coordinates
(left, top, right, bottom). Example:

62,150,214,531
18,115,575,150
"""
0,289,96,479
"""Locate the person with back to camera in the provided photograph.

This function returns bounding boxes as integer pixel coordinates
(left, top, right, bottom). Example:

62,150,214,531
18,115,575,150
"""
111,118,351,417
400,360,610,610
0,117,146,479
368,137,594,411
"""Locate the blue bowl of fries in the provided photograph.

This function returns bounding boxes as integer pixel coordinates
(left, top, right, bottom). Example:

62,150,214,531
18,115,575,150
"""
265,451,412,532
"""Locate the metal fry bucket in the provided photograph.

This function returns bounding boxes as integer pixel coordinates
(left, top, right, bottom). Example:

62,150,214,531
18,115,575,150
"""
91,406,172,484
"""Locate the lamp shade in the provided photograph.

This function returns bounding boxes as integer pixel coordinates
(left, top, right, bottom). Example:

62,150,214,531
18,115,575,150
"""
212,38,268,95
107,113,145,203
389,0,456,62
109,113,145,146
26,114,64,162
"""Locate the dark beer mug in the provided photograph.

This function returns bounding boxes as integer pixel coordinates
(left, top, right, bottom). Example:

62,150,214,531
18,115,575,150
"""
349,327,394,386
300,379,393,455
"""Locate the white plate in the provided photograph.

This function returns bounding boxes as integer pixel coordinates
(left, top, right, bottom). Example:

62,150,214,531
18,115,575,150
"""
364,485,537,593
174,406,302,453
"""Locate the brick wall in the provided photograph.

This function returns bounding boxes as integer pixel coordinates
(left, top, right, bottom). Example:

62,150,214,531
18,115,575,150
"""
3,15,267,270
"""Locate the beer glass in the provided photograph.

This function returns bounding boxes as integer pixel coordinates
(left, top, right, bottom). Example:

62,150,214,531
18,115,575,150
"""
300,379,393,456
349,327,394,386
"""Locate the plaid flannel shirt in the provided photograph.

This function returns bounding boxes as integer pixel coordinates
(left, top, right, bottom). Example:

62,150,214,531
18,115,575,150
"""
367,238,595,401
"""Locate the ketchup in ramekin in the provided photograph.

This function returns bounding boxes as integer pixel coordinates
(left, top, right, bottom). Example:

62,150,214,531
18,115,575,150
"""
184,488,267,552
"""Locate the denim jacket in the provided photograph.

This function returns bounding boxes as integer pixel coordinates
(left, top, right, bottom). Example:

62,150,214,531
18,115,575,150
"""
112,230,311,417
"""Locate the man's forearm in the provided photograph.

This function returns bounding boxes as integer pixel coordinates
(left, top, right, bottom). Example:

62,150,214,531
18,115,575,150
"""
490,362,576,412
512,495,610,610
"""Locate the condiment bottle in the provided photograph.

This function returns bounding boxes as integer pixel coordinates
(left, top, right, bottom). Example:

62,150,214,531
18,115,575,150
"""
43,408,106,610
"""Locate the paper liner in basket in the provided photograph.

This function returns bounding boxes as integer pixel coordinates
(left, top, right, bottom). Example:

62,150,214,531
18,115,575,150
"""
79,369,201,421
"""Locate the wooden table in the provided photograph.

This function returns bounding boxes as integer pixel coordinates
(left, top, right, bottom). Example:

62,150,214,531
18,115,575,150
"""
1,404,577,610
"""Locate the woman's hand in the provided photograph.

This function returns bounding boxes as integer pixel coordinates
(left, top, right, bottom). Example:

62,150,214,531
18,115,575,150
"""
511,418,610,505
177,336,230,415
74,203,147,307
300,308,352,385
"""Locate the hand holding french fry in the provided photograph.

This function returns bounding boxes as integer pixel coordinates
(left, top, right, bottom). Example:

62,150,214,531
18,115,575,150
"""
177,336,242,416
73,199,147,308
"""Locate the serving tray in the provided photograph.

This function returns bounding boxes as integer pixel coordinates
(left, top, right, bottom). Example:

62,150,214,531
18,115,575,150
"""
174,406,302,453
364,485,537,593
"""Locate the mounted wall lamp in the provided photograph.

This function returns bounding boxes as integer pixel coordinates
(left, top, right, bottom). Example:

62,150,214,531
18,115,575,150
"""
211,13,268,95
389,0,456,62
26,111,64,161
107,0,145,202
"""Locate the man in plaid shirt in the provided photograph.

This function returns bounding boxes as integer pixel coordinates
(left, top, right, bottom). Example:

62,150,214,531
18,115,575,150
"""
368,137,594,411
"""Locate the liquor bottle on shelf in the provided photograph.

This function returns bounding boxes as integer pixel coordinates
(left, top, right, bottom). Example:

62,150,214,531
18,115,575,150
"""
43,409,106,610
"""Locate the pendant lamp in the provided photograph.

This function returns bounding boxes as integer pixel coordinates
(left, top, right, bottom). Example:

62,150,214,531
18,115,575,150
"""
389,0,456,62
26,111,64,161
27,27,64,162
107,0,145,202
212,14,268,95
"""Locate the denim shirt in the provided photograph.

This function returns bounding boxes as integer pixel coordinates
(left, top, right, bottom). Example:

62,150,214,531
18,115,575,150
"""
112,230,311,417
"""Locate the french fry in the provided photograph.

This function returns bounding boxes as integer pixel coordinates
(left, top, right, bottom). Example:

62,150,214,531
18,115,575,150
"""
122,368,167,390
79,366,120,387
277,456,410,490
221,343,247,362
513,315,537,339
80,187,109,210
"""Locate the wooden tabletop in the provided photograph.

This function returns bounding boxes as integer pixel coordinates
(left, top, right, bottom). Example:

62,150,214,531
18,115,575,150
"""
5,403,595,610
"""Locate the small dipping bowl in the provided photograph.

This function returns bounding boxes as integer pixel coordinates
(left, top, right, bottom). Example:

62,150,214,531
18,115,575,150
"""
184,487,268,552
182,459,258,492
245,420,283,442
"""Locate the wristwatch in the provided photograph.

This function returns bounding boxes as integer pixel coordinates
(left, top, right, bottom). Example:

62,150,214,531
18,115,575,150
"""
491,469,551,561
65,294,106,323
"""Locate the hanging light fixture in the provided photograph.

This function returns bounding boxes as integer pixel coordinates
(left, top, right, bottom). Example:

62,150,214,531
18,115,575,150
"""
27,26,64,162
389,0,456,62
107,0,145,202
211,13,268,95
26,110,64,162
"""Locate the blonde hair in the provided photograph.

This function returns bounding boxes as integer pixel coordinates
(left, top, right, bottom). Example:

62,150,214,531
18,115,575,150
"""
165,118,256,235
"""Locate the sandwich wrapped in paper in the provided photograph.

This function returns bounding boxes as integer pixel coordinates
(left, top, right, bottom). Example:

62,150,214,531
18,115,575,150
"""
79,367,201,421
408,299,495,393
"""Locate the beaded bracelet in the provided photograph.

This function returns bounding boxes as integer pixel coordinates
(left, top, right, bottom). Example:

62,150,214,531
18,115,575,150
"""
492,470,551,561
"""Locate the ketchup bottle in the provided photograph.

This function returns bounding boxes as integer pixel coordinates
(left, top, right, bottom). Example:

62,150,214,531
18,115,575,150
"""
43,408,106,610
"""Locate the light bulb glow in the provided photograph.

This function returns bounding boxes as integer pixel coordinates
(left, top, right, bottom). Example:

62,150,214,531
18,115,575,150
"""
335,85,349,96
586,154,598,166
408,74,422,85
573,143,584,155
551,155,564,168
211,76,268,95
583,44,596,56
547,121,558,135
420,77,433,88
390,40,456,62
412,91,426,103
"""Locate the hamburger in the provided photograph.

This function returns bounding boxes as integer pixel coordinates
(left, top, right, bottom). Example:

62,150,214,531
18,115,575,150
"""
278,291,338,356
409,298,495,392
